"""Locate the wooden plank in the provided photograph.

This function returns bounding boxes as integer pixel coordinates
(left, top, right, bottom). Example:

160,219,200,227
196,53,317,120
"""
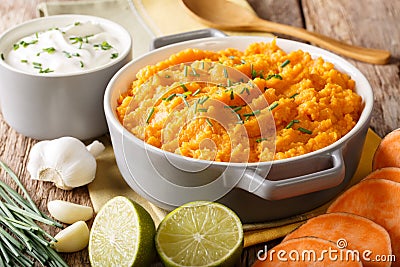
302,0,400,137
247,0,304,28
247,0,304,40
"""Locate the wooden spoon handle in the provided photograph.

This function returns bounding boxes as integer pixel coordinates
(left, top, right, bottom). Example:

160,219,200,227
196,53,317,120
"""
255,19,390,64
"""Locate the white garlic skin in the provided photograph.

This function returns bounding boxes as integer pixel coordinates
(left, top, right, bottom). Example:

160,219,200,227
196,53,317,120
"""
52,221,90,253
27,136,104,190
47,200,93,224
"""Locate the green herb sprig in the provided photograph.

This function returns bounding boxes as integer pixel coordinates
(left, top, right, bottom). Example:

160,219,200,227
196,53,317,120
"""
0,160,68,266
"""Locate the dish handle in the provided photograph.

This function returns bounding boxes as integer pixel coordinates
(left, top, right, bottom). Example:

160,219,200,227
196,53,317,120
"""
235,148,345,200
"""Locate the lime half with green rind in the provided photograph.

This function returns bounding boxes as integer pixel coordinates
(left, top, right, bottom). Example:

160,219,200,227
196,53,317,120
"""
155,201,244,267
88,196,156,267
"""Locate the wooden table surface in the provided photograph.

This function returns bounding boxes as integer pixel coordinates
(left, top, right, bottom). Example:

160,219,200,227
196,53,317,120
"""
0,0,399,266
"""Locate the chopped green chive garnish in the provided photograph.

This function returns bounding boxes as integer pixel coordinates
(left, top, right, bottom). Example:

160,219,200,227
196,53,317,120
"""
240,86,251,95
290,93,299,99
20,59,28,63
230,90,234,100
39,68,54,74
19,40,38,48
223,68,229,78
42,47,56,54
165,93,176,101
13,44,20,50
256,138,267,143
206,118,213,127
182,98,189,107
235,112,242,122
1,53,5,60
200,61,205,69
240,59,246,64
94,41,113,50
70,36,83,44
63,51,80,58
285,119,300,129
32,62,42,67
80,61,84,68
177,94,189,107
165,74,171,78
180,83,188,92
84,35,93,43
184,65,188,77
63,51,72,58
233,106,242,112
298,127,312,134
268,102,279,111
243,110,260,117
146,107,155,123
266,74,283,80
111,53,118,59
197,108,208,112
192,88,201,96
70,36,84,48
280,59,290,68
192,68,199,76
74,22,81,26
198,96,209,104
251,64,257,79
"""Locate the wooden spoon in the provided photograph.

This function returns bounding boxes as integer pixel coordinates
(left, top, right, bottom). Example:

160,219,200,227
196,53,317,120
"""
181,0,390,64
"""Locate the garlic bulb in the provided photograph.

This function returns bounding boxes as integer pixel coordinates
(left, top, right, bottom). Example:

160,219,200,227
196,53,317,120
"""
27,136,105,190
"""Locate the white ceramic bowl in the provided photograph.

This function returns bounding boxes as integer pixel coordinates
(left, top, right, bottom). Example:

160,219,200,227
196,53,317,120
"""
0,15,132,140
104,36,373,222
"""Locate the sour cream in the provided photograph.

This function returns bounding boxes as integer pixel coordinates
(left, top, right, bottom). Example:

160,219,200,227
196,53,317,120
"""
4,21,122,74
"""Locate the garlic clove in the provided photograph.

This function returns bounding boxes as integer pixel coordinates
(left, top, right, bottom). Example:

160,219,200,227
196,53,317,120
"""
52,221,90,253
86,140,106,158
27,136,102,190
47,200,93,224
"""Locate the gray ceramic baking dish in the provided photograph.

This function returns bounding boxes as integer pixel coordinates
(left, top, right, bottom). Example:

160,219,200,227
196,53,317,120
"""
104,34,373,223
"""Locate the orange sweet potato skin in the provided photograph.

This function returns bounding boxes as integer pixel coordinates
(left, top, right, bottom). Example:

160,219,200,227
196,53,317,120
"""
282,212,391,267
252,236,362,267
328,179,400,266
372,128,400,170
364,166,400,183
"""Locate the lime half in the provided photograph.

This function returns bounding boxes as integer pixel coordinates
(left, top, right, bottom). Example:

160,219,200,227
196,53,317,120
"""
155,201,243,267
88,196,156,267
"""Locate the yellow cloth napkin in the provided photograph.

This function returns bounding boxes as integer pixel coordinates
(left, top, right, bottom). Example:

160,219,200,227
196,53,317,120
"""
38,0,382,246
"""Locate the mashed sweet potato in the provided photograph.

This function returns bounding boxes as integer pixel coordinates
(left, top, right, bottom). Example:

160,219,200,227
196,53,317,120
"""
117,40,362,162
